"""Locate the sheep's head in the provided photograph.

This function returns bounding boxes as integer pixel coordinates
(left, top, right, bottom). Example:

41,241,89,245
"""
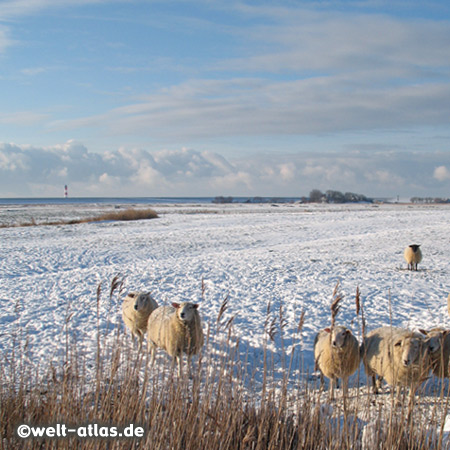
394,334,425,367
173,302,199,322
324,326,351,350
126,292,152,312
419,328,449,355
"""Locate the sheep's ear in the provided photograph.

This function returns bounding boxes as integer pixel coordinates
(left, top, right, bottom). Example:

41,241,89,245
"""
193,304,199,309
418,329,428,336
324,327,331,333
172,302,180,309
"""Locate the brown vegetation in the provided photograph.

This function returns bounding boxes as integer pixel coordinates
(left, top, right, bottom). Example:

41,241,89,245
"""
1,278,448,449
0,208,158,228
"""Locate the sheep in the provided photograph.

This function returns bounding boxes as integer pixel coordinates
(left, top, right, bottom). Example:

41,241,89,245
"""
147,302,204,376
122,291,158,349
419,327,450,379
361,326,431,398
314,325,360,400
403,244,422,271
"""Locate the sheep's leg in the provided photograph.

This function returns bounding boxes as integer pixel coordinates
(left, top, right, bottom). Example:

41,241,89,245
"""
177,356,183,377
371,375,379,394
319,372,325,389
329,378,335,401
137,333,143,352
342,378,349,398
148,341,156,366
187,355,192,378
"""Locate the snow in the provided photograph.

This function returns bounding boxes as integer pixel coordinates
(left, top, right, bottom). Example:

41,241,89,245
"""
1,201,449,392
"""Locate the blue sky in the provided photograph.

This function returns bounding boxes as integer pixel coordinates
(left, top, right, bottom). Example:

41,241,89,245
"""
1,0,450,198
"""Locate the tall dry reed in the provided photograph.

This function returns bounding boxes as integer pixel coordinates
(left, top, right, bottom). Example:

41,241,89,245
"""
0,276,447,449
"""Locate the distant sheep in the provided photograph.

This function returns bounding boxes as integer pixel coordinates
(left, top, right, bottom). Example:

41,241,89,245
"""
147,302,204,376
403,244,422,271
419,327,450,379
314,325,360,399
122,291,158,349
361,326,431,397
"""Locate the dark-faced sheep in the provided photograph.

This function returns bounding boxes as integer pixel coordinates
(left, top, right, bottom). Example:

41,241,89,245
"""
361,326,431,398
314,325,360,400
147,302,204,376
403,244,422,271
122,291,158,349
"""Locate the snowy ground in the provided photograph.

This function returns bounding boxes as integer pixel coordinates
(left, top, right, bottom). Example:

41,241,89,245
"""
1,201,449,394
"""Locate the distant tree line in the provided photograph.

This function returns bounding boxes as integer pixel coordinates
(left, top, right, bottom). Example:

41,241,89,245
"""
212,196,296,204
212,191,372,204
308,189,372,204
212,196,234,204
410,197,450,204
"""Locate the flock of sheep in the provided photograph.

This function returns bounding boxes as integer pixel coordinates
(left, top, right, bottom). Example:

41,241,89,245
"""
314,244,450,401
121,292,203,376
121,243,449,402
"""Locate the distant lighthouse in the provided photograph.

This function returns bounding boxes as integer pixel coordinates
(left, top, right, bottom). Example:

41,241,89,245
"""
64,185,68,198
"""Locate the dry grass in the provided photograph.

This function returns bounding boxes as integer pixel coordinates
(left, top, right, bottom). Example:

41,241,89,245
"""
0,208,158,228
1,278,449,449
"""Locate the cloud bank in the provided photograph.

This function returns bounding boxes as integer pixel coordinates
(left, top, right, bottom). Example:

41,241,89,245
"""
1,141,449,199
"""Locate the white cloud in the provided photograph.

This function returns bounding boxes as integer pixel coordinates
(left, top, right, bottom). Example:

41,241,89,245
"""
1,142,450,199
278,163,295,182
0,25,14,54
434,165,450,182
0,111,48,126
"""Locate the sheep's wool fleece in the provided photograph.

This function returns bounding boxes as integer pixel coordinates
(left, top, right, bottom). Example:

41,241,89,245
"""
314,328,360,380
148,305,203,358
363,327,430,386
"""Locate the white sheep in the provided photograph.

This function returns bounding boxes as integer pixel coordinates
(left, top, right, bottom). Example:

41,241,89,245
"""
122,291,158,349
361,326,431,397
403,244,422,271
147,302,204,376
314,325,360,399
419,327,450,379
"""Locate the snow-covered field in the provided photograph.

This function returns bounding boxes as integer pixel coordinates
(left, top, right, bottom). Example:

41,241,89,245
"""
1,201,449,391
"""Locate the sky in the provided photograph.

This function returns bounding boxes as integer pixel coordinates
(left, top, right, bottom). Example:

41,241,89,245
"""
1,0,450,199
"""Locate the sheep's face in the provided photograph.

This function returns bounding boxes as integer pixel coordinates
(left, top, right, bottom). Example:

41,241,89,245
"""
129,292,151,312
330,327,351,350
395,336,424,367
173,302,199,323
419,329,449,355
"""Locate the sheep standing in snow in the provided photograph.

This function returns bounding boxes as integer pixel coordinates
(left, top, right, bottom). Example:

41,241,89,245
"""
403,244,422,271
419,327,450,379
147,302,204,376
314,325,360,400
361,326,431,397
122,291,158,349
